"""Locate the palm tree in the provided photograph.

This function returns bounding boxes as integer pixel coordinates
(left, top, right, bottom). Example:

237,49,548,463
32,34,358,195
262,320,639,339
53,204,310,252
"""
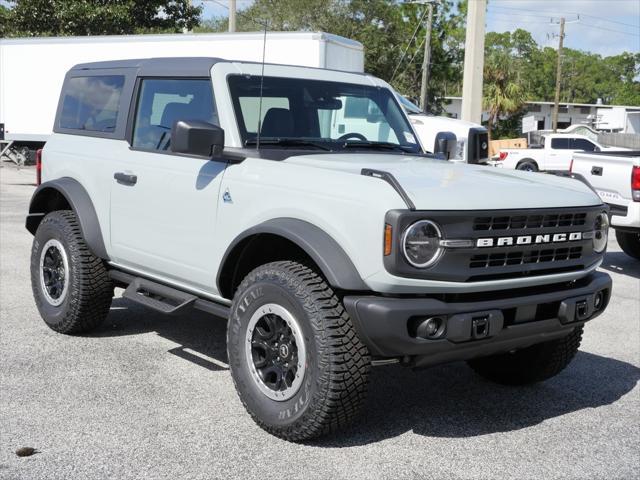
483,51,526,143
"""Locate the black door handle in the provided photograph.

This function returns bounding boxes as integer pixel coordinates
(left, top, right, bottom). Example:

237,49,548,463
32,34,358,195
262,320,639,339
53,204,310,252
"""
591,166,603,176
114,172,137,185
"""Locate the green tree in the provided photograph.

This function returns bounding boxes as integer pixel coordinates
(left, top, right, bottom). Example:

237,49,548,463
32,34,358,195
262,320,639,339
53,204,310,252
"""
483,49,526,142
482,28,640,137
198,0,466,114
0,5,11,37
2,0,202,37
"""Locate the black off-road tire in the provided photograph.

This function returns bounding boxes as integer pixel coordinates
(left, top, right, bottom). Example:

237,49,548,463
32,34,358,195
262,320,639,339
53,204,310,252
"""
615,230,640,260
227,261,371,441
30,210,113,334
467,326,583,385
516,160,538,172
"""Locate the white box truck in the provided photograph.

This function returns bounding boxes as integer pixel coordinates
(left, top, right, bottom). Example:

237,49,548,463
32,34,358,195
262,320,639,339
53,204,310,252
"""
0,31,364,163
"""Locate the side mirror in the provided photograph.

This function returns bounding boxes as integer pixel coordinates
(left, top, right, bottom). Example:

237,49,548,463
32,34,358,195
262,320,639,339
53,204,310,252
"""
171,120,224,157
433,131,457,160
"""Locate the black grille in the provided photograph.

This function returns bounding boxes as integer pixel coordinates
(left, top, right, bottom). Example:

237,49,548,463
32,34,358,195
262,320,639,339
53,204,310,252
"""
384,206,602,283
473,212,587,231
470,247,583,269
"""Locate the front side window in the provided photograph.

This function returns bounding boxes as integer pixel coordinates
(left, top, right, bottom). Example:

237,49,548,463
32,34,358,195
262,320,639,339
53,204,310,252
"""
551,137,570,149
132,78,217,151
60,75,125,132
228,75,420,153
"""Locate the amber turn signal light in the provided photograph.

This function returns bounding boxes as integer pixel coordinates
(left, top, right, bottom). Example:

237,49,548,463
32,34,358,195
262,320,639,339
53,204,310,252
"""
384,224,393,256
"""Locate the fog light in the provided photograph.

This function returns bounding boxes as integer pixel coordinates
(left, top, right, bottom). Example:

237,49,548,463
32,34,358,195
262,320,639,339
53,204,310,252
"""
416,317,446,339
594,291,605,311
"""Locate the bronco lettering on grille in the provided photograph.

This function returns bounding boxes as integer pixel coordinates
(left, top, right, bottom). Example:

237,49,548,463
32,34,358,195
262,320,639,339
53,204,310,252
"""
476,232,583,248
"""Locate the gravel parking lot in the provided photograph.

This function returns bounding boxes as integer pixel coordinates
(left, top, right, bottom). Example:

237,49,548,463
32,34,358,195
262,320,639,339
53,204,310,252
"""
1,163,638,480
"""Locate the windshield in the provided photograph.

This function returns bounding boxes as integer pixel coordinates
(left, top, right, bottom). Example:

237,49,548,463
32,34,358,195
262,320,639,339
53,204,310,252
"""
228,75,421,153
396,94,423,115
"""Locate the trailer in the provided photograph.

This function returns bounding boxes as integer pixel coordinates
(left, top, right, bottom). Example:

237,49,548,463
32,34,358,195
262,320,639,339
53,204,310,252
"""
0,31,364,164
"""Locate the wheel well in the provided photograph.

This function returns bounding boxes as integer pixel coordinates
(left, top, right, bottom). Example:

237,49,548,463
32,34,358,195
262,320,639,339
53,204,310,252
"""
218,233,316,300
26,187,72,234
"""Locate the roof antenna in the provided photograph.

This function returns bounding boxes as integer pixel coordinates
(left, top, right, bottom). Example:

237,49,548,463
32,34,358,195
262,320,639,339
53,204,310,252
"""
255,20,268,150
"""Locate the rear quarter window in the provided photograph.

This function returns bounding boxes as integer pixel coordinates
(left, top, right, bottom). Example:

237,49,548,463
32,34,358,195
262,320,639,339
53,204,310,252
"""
59,75,125,132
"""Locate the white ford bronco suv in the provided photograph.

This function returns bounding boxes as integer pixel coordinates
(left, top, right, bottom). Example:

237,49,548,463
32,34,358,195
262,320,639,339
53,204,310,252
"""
27,58,612,441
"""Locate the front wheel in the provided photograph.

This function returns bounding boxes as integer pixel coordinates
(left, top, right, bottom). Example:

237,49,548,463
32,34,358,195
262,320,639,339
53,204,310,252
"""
467,326,583,385
227,261,370,441
615,229,640,260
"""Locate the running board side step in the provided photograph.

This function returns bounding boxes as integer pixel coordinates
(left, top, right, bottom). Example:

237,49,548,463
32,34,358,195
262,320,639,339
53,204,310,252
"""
109,270,230,318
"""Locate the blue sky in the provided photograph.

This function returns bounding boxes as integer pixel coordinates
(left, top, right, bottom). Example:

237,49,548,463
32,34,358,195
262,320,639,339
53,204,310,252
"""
196,0,640,57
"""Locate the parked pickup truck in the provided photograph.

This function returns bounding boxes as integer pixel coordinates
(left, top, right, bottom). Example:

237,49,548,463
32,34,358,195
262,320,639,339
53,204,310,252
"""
570,151,640,259
396,94,489,164
27,57,612,441
495,133,617,172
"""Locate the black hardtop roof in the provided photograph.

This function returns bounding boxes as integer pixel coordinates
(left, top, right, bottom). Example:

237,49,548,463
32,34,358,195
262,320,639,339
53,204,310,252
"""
68,56,370,78
70,57,226,77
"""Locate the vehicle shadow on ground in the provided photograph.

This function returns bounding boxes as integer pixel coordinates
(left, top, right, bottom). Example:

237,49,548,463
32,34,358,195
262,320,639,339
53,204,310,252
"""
317,351,640,446
94,296,229,370
601,251,640,280
96,297,639,445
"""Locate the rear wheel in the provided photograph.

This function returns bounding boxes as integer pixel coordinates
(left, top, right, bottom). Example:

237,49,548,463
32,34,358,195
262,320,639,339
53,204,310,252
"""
467,326,583,385
516,160,538,172
30,210,113,334
227,261,370,441
615,229,640,260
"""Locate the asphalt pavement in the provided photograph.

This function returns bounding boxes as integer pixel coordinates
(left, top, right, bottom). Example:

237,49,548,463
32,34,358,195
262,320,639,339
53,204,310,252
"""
1,163,638,480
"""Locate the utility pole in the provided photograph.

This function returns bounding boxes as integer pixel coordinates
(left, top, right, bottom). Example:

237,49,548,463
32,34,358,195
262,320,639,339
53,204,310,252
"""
551,17,565,132
183,0,192,33
419,1,435,112
460,0,487,124
229,0,237,32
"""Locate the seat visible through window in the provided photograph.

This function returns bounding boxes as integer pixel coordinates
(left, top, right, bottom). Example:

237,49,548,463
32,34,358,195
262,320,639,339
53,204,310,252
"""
132,78,217,151
260,108,294,138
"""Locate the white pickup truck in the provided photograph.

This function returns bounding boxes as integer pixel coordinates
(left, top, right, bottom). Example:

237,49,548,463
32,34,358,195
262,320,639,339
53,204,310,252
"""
396,95,489,164
496,134,616,172
570,151,640,259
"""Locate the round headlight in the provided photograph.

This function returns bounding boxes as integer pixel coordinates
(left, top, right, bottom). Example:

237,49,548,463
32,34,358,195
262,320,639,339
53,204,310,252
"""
593,212,609,253
402,220,443,268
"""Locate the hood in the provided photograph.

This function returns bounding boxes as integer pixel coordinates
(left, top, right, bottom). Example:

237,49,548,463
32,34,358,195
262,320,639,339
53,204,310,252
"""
408,114,485,142
409,114,483,131
284,153,602,210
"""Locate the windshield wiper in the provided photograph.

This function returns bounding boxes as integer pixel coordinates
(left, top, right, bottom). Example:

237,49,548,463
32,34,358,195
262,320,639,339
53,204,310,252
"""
245,138,332,151
342,141,415,153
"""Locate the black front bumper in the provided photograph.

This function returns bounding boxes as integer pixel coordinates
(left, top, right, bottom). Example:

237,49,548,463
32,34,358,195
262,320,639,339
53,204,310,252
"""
343,272,612,367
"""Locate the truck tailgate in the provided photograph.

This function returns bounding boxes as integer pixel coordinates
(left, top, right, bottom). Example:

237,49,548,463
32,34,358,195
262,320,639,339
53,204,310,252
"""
571,151,640,208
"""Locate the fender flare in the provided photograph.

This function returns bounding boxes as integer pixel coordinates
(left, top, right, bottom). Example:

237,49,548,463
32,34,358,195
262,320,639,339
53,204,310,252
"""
26,178,108,259
217,218,369,295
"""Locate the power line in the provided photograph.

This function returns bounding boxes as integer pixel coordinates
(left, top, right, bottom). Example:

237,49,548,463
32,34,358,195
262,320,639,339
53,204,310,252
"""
489,15,553,26
579,12,638,29
391,37,426,84
490,4,638,30
575,21,640,37
389,7,430,83
203,0,266,28
490,8,556,20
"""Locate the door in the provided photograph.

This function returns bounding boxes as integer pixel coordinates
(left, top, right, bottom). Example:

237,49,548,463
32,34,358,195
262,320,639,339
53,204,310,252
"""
110,78,226,292
547,137,574,170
